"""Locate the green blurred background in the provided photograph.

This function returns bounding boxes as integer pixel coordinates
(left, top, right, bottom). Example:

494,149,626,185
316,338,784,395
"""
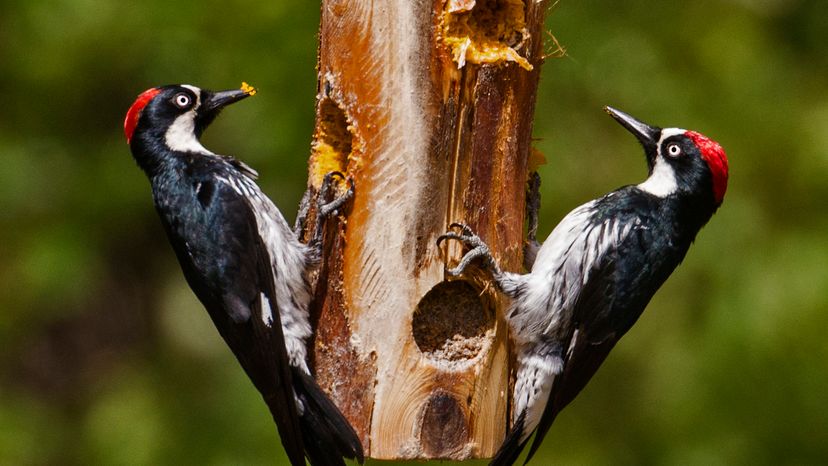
1,0,827,464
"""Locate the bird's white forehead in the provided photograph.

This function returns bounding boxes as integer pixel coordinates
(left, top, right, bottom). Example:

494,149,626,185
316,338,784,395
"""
658,127,686,145
181,84,201,95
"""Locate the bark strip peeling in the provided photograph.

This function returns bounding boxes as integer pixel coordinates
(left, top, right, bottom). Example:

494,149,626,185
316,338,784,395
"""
305,0,549,460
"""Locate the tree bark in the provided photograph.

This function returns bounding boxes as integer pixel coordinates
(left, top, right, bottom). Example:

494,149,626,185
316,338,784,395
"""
301,0,549,460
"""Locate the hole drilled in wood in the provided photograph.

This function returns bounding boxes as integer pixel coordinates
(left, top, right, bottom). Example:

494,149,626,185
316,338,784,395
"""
412,280,494,362
311,96,354,188
442,0,531,70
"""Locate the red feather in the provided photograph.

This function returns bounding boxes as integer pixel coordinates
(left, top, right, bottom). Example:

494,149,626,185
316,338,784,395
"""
686,130,729,205
124,88,161,144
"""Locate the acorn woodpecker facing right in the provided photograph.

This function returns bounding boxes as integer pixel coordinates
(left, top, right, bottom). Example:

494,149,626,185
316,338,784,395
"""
125,84,363,466
438,107,729,466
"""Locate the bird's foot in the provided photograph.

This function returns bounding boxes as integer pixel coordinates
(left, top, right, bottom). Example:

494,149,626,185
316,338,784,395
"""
436,223,501,276
311,171,355,249
318,171,354,219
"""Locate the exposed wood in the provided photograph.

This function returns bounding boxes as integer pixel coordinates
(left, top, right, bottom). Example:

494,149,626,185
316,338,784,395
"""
302,0,550,460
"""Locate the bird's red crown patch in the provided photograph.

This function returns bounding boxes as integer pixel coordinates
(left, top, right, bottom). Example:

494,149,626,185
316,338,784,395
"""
124,88,161,144
686,130,728,205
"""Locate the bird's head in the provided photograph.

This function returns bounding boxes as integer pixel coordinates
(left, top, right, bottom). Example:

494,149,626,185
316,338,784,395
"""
605,106,729,208
124,83,256,154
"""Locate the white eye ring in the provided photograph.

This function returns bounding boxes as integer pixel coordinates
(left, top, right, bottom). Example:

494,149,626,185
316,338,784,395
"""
173,93,191,108
666,143,682,157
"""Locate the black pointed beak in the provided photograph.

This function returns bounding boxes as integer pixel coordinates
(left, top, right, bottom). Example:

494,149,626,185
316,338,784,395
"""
195,84,257,135
605,106,660,168
202,87,255,112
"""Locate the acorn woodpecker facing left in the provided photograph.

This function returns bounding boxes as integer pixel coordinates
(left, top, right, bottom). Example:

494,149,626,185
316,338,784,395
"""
125,84,363,466
439,107,729,466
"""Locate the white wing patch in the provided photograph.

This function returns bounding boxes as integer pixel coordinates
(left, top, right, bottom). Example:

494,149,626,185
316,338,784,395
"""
260,292,274,326
508,201,598,342
513,350,558,441
505,198,636,435
230,173,313,375
216,176,242,195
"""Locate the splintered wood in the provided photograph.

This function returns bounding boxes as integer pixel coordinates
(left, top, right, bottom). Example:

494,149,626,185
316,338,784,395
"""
304,0,550,460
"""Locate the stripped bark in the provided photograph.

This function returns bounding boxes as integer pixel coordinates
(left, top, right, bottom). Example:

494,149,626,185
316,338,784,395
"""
301,0,550,460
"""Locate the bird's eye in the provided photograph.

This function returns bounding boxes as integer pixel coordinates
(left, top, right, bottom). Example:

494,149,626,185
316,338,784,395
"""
173,93,192,109
666,143,682,158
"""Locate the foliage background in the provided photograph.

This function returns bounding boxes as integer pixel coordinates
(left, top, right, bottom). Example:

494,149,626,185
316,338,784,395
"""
1,0,827,464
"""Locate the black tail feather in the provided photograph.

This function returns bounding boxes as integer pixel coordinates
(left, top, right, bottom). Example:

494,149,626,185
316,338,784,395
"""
490,411,528,466
293,368,365,465
261,392,306,466
522,410,558,465
299,410,348,466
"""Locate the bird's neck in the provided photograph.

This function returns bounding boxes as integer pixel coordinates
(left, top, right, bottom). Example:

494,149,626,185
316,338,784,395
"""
130,129,208,179
657,191,716,245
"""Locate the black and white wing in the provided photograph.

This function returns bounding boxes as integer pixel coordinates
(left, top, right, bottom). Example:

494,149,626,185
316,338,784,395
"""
523,191,659,464
521,253,622,464
161,174,307,466
494,192,642,466
226,172,365,466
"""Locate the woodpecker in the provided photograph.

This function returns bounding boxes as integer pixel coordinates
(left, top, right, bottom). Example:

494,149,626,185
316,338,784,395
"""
438,107,729,466
124,84,363,466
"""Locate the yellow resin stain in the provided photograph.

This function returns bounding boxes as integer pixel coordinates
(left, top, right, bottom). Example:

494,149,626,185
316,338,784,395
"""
310,99,356,188
443,0,532,71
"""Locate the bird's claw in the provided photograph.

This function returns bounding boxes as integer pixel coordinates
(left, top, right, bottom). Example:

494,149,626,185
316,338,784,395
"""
447,222,475,236
318,171,354,218
435,223,476,248
436,224,498,276
311,172,355,250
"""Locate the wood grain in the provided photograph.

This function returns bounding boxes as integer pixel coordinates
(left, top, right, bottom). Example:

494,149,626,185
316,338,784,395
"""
304,0,550,460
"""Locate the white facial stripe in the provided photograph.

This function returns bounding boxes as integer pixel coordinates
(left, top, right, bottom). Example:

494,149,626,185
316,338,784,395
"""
165,111,213,154
638,155,678,197
638,127,683,197
164,85,212,154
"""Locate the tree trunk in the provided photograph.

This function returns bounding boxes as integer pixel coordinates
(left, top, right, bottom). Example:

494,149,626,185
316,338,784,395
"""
301,0,550,460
